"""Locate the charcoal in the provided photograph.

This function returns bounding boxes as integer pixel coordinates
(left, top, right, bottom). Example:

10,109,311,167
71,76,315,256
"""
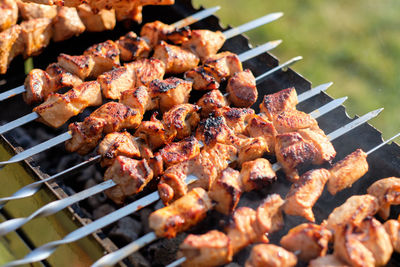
85,179,108,208
126,252,151,267
146,233,186,266
109,217,142,244
93,203,116,220
139,208,153,234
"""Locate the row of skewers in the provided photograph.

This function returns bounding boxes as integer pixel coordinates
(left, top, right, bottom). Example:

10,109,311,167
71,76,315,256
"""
0,4,399,267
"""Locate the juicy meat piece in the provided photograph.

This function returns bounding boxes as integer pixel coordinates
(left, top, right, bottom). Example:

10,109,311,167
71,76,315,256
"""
226,69,257,107
272,109,318,133
280,223,332,262
162,103,200,140
149,77,192,112
57,54,95,80
153,41,199,74
116,31,151,62
326,194,379,233
214,106,254,135
149,187,213,238
97,131,140,167
77,4,116,32
245,114,277,154
52,6,85,42
240,158,276,192
308,255,349,267
1,0,18,31
182,29,226,61
165,26,191,45
140,20,174,48
160,136,201,167
125,58,165,88
104,157,153,204
134,113,168,150
97,66,135,99
83,40,120,77
255,194,285,235
119,86,153,115
328,149,368,195
367,176,400,219
284,168,330,222
65,102,142,154
34,81,102,128
46,63,83,91
23,69,52,104
20,18,53,57
260,87,298,120
17,0,57,20
184,65,221,91
114,3,142,22
204,51,242,78
0,24,22,74
245,244,297,267
178,230,232,267
196,90,228,117
298,127,336,164
235,137,269,167
195,115,236,146
275,132,319,181
384,219,400,253
209,167,242,215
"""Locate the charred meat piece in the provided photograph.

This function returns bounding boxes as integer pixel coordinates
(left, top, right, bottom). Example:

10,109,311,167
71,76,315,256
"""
153,41,200,74
195,115,236,147
182,29,226,61
140,20,175,47
149,187,213,238
235,136,269,167
196,90,228,117
114,3,142,22
134,113,168,150
308,255,349,267
46,63,83,91
20,18,53,57
327,149,368,195
34,80,102,128
384,218,400,253
272,109,318,133
77,4,116,32
245,244,297,267
284,168,330,222
1,0,19,31
104,157,153,204
57,54,95,80
97,131,141,167
162,103,200,140
115,31,151,62
280,223,332,262
255,194,285,235
184,64,221,91
23,69,52,104
260,87,298,120
65,102,142,154
97,66,135,99
214,106,254,135
298,127,336,164
226,69,257,107
0,24,22,74
165,26,191,45
240,158,276,192
245,114,277,154
119,86,154,115
125,58,165,89
160,136,201,167
149,77,192,112
178,230,232,267
17,0,57,20
367,177,400,219
83,40,120,77
52,6,85,42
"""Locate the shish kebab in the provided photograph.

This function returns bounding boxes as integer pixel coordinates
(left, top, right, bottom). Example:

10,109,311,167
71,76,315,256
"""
0,14,283,135
1,104,381,267
0,10,281,102
86,111,385,267
0,61,324,234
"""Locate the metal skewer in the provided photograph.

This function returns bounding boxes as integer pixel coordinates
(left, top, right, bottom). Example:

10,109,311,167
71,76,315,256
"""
89,108,383,267
0,44,286,168
0,6,222,102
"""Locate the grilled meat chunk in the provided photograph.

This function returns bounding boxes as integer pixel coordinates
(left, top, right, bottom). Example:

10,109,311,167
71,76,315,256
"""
52,6,85,42
23,69,52,104
120,86,154,115
83,40,120,77
298,127,336,164
214,106,254,135
98,66,135,99
17,0,57,20
57,54,95,80
328,149,368,195
195,115,236,146
125,58,165,88
165,26,191,45
114,3,142,22
149,187,213,238
284,168,330,222
245,114,277,154
0,24,22,74
384,218,400,253
182,29,226,61
149,77,192,112
272,109,318,133
235,137,269,167
104,157,153,204
134,113,168,150
280,223,332,262
140,20,174,47
34,80,102,128
178,230,232,267
115,31,150,61
65,102,142,154
196,90,228,117
20,18,53,57
160,136,201,167
260,87,298,120
98,131,141,167
240,158,276,192
162,104,200,140
46,63,83,91
226,69,257,107
308,255,349,267
77,4,116,32
153,41,199,74
367,177,400,219
255,194,285,234
245,244,297,267
1,0,18,31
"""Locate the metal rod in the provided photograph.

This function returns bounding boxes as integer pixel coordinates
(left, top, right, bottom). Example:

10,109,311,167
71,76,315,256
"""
367,132,400,155
297,82,333,103
255,56,303,84
0,112,39,135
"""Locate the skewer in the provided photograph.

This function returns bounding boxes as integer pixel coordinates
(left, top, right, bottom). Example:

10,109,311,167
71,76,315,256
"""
0,71,336,236
89,108,384,267
0,11,284,134
0,51,292,168
0,82,333,208
0,6,222,102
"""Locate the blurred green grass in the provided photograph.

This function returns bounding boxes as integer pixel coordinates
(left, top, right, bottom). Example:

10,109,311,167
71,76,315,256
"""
193,0,400,139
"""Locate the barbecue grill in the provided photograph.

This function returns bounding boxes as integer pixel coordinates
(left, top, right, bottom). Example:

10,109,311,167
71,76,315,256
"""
0,0,400,266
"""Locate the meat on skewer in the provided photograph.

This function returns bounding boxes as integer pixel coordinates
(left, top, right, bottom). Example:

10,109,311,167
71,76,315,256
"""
367,177,400,220
384,216,400,253
245,244,298,267
0,0,18,31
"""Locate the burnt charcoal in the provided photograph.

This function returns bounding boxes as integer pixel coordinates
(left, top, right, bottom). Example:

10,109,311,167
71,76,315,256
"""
109,217,142,244
93,203,116,220
139,208,153,234
146,233,186,266
85,179,108,209
126,252,151,267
